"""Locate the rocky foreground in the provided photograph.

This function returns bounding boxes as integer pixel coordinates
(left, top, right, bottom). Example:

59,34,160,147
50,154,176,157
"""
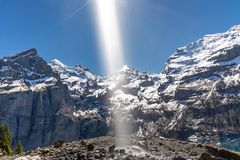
3,136,240,160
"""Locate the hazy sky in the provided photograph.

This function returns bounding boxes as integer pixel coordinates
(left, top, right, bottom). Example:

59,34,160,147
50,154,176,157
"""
0,0,240,75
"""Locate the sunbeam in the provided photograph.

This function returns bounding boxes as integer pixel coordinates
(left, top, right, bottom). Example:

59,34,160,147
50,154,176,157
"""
93,0,130,147
94,0,125,75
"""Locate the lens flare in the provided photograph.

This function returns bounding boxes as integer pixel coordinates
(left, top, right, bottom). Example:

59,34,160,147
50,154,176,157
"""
94,0,124,75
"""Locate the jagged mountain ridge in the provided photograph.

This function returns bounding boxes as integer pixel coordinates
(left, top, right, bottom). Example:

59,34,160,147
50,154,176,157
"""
0,24,240,150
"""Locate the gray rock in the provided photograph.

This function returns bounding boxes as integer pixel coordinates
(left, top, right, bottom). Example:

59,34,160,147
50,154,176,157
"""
199,152,212,160
108,145,115,153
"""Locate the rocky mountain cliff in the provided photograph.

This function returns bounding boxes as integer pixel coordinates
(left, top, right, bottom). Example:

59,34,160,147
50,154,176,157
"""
0,49,107,150
1,25,240,150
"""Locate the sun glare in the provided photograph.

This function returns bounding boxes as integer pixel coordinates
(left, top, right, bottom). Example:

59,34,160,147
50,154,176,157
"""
94,0,124,75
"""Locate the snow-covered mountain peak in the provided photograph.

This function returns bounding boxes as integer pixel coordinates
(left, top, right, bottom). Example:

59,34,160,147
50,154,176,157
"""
174,25,240,57
119,65,134,72
51,59,66,68
0,48,55,80
160,25,240,102
0,49,58,93
228,24,240,32
50,60,96,79
49,60,98,98
4,48,38,61
165,25,240,76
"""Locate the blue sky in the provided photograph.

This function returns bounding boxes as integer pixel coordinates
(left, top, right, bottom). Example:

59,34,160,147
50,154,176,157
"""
0,0,240,75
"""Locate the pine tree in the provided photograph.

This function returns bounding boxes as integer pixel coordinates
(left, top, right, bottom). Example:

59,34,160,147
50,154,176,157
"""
16,140,23,155
0,124,13,155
